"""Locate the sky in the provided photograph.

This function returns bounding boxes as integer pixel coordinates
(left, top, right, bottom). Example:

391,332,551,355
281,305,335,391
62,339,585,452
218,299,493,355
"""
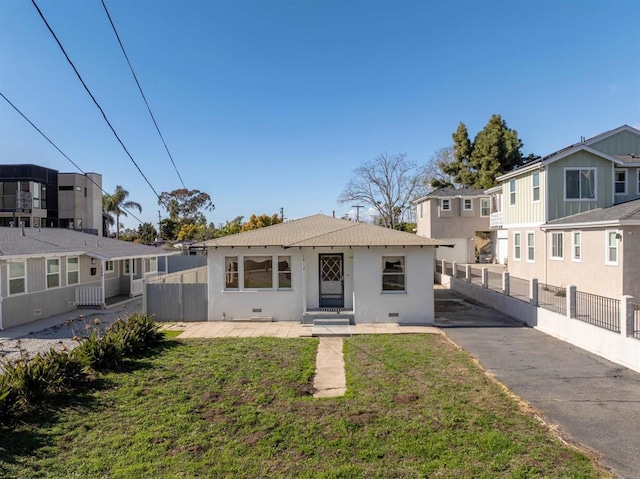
1,0,639,229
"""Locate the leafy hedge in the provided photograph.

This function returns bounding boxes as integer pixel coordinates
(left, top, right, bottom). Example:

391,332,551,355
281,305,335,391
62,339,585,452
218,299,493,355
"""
0,313,164,422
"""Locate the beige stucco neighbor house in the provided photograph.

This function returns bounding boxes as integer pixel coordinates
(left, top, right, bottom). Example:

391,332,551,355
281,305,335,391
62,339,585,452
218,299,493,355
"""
0,226,174,330
489,124,640,299
201,214,448,324
414,188,491,263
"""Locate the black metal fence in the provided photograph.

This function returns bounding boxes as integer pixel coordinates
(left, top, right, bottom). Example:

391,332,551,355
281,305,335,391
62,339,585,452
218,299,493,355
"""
575,291,620,333
487,271,503,293
538,283,567,316
634,303,640,339
509,276,530,303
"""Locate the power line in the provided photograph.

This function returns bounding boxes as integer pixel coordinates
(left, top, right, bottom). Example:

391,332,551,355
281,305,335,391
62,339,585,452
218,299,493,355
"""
30,0,162,200
100,0,186,190
0,91,145,226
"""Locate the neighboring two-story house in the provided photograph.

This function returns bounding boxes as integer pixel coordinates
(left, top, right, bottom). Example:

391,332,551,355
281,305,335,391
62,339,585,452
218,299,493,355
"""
415,188,491,263
489,124,640,299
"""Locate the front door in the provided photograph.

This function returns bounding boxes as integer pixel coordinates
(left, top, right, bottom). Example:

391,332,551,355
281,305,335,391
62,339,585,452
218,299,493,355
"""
319,254,344,308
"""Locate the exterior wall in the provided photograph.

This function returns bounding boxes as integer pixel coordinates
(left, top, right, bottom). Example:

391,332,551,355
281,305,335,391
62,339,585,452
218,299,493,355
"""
415,199,433,238
58,172,103,235
590,129,640,155
505,228,546,281
352,246,434,324
303,247,354,311
623,226,640,300
611,167,640,204
435,239,472,263
546,151,613,221
502,169,546,226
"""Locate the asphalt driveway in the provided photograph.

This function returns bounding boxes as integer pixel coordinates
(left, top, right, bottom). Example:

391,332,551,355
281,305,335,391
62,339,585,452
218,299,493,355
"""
435,287,640,479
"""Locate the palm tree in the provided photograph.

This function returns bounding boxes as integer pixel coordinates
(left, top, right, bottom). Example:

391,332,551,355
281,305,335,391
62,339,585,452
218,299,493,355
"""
103,185,142,239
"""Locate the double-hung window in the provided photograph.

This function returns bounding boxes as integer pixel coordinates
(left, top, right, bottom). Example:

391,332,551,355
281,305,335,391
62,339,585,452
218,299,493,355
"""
532,172,540,202
9,261,26,295
278,256,292,289
47,258,60,289
605,231,618,265
67,257,79,285
527,232,535,262
382,257,405,292
509,180,516,206
225,257,239,289
614,169,627,195
105,261,115,272
513,233,521,260
565,168,596,200
572,231,582,262
440,199,451,211
480,198,490,217
463,198,473,211
551,232,564,260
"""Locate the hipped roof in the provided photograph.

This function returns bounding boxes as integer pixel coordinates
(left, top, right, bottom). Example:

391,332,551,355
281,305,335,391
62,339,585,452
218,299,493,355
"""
201,214,450,248
543,198,640,229
0,227,175,261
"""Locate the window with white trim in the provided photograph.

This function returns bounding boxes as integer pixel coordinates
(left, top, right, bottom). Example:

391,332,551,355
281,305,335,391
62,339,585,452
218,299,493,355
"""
614,169,627,195
46,258,60,289
244,256,272,289
9,261,26,295
532,172,540,202
509,180,516,206
513,232,521,261
382,256,405,292
225,256,239,289
440,199,451,211
551,232,564,260
67,257,79,285
527,232,535,262
480,198,490,217
278,256,292,289
463,198,473,211
105,261,115,272
144,257,157,272
565,168,596,200
605,230,618,265
572,231,581,262
124,259,137,275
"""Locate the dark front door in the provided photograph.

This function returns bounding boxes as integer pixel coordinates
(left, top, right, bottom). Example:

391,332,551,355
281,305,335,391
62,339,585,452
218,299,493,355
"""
319,254,344,308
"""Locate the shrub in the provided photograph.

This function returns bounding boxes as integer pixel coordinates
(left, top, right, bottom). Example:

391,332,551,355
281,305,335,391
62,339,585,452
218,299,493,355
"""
0,374,19,420
2,353,63,403
126,313,163,349
74,330,125,372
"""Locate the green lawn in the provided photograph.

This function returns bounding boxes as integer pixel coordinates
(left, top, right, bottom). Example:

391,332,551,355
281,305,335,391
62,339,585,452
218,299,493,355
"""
0,335,608,478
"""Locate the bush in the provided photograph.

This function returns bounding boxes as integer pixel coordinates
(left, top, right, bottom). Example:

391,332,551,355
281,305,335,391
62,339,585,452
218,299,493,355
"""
74,330,125,372
103,313,163,358
0,374,19,420
126,313,163,349
2,353,64,403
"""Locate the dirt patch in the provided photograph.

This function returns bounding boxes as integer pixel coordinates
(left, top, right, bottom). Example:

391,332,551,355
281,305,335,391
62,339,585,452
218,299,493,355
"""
237,377,249,385
202,408,225,422
201,391,220,402
244,431,267,446
295,384,315,397
348,413,376,425
393,393,420,404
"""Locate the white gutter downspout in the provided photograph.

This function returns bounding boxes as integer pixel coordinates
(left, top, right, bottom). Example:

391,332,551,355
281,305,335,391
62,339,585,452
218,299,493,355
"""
301,255,307,315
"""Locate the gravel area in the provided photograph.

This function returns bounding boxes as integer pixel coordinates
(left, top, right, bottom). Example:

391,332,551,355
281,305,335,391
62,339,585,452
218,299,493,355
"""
0,300,142,369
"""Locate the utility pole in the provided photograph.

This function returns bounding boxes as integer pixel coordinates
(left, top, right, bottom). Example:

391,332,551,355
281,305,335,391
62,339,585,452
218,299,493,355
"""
157,210,162,240
279,207,284,221
352,205,363,222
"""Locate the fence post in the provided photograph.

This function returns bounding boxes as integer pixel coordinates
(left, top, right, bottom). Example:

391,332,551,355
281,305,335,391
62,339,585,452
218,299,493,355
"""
441,260,447,276
482,267,488,289
179,273,184,322
451,261,457,279
530,278,538,306
568,285,577,319
502,271,510,296
142,279,147,316
465,264,471,282
621,295,633,337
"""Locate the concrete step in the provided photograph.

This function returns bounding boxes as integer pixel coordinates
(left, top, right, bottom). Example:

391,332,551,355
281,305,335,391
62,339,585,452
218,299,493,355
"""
302,311,354,325
311,325,352,337
231,316,273,322
313,318,351,327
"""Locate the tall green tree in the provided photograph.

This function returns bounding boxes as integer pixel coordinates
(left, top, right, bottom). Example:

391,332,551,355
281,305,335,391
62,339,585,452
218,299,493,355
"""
240,213,282,232
103,185,142,239
443,115,528,190
157,189,215,225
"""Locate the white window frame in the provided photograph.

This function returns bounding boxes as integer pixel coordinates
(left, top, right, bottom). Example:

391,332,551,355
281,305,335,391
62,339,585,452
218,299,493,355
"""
46,258,60,289
564,167,597,201
532,172,540,203
244,256,273,290
605,230,619,266
382,256,406,293
8,260,27,296
480,198,490,217
509,180,516,206
105,260,115,273
67,256,79,285
463,198,473,211
614,168,627,196
440,199,451,211
550,232,564,260
277,256,292,290
124,259,137,275
526,231,535,263
513,232,521,261
225,256,239,290
571,231,582,262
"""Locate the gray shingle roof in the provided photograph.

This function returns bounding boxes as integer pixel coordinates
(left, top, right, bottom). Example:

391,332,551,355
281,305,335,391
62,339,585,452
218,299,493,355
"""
0,227,174,260
200,214,450,248
544,199,640,227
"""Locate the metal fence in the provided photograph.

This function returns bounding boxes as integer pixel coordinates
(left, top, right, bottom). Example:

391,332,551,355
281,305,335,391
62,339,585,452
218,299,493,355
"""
435,260,442,274
508,276,530,303
487,271,502,293
538,283,566,316
470,267,482,286
634,303,640,339
575,291,620,333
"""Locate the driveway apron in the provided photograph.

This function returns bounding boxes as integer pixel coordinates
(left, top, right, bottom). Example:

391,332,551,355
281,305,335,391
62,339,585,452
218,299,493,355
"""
435,287,640,479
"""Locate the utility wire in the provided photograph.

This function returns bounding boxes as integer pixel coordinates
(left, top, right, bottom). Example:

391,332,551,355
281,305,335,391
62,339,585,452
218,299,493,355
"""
0,91,145,225
100,0,187,189
30,0,162,200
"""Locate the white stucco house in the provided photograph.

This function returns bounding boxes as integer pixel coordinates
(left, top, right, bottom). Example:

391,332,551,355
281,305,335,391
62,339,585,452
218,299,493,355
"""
201,214,448,324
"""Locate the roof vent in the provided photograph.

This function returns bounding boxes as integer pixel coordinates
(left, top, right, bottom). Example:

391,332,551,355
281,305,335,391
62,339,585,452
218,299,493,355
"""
21,222,25,236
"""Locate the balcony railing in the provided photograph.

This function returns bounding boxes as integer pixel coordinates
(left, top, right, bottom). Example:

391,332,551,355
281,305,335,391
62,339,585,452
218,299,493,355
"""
489,212,503,228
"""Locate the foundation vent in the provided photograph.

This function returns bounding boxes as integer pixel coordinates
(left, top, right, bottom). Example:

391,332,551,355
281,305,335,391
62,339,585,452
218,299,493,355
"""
252,308,262,313
34,309,42,316
388,312,399,318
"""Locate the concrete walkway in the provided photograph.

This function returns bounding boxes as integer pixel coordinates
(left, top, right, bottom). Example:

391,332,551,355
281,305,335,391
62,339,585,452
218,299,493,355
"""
435,286,640,479
313,337,347,398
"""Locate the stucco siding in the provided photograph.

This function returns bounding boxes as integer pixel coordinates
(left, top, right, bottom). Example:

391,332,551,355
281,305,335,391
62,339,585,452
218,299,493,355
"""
428,198,490,238
506,228,546,281
622,226,640,300
435,238,472,263
304,247,354,311
547,151,612,221
502,170,545,226
590,130,640,155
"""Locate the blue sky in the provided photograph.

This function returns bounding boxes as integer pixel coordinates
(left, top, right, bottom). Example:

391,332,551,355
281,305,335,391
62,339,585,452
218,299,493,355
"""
1,0,639,228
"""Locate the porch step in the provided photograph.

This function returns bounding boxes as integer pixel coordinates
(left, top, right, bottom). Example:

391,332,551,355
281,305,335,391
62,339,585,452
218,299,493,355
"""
313,318,351,327
302,311,355,325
